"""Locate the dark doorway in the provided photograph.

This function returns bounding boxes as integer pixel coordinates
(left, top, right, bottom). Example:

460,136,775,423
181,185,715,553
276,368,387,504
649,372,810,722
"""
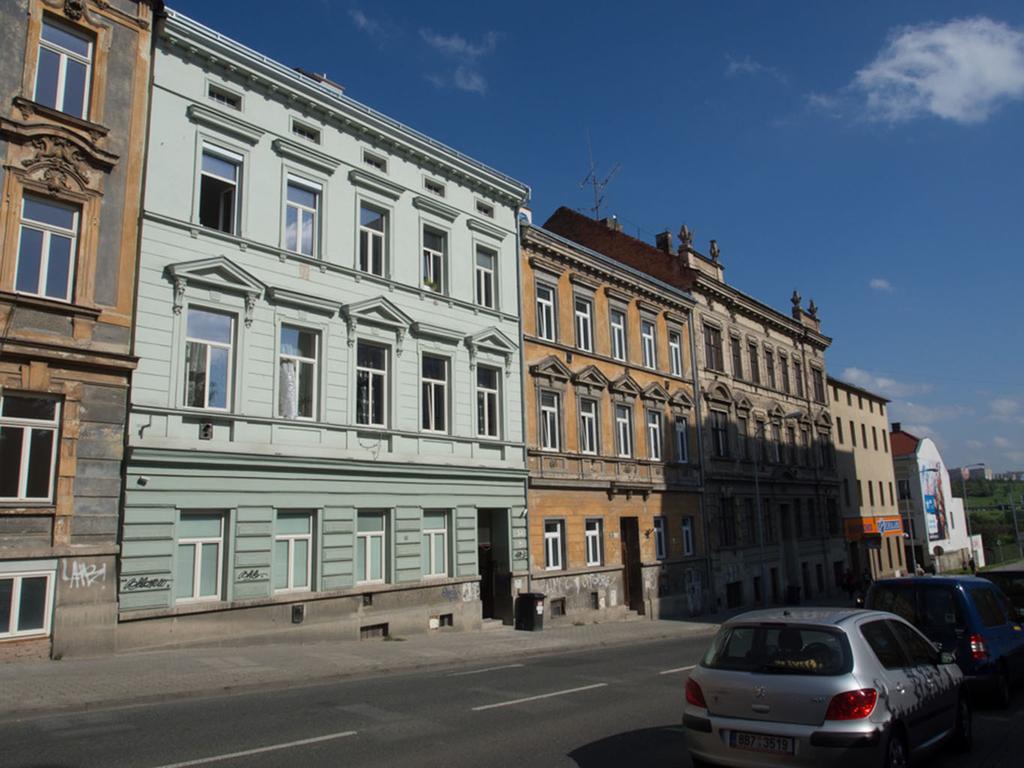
620,517,644,615
478,509,513,622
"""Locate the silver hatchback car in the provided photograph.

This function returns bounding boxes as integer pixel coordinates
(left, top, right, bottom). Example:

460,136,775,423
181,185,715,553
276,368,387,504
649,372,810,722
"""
683,608,971,768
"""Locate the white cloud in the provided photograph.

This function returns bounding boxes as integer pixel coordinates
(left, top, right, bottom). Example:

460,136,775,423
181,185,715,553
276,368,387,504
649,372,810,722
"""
893,401,972,424
840,367,932,398
349,9,382,37
990,397,1020,419
1006,451,1024,464
855,17,1024,123
725,54,787,83
419,29,497,95
420,30,497,58
994,436,1013,448
453,65,487,94
870,277,894,292
903,423,941,441
966,439,984,450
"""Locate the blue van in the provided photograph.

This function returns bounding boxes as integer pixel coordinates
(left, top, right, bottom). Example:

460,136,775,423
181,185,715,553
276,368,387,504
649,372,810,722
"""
866,576,1024,707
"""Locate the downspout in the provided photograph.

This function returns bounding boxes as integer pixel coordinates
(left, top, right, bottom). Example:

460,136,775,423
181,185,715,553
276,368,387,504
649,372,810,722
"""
514,211,531,593
689,306,712,614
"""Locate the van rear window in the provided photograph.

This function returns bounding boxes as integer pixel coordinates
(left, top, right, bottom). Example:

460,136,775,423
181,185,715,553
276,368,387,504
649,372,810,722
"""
702,625,852,676
970,588,1008,627
869,584,916,623
920,586,964,629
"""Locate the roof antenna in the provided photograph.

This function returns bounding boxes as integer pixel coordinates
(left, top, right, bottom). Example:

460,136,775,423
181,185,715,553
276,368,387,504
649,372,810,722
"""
579,129,620,221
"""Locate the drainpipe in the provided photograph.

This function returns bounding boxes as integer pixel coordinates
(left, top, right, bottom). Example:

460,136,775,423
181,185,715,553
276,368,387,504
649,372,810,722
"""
688,306,712,614
514,213,531,593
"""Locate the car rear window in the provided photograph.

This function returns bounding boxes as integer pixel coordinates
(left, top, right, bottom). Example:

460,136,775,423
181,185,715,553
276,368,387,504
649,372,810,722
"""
869,584,917,624
988,575,1024,609
970,587,1008,627
702,624,852,676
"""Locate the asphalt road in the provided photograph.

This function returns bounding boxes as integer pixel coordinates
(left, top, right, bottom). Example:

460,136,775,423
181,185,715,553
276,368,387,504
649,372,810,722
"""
1,632,1021,768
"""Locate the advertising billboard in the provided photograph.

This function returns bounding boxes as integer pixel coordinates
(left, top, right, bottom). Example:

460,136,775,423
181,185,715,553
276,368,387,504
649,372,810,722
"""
923,468,948,542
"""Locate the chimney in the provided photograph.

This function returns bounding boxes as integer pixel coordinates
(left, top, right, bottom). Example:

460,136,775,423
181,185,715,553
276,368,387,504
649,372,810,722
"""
891,422,901,433
294,67,345,96
600,215,623,233
655,230,674,253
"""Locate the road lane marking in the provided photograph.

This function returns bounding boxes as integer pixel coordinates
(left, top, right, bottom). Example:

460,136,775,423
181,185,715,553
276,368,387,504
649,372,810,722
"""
471,683,608,711
448,663,525,677
659,665,696,675
148,730,358,767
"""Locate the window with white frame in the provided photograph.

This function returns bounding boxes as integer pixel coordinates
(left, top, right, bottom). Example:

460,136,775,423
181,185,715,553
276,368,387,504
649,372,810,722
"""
669,331,682,376
682,516,694,556
290,120,320,144
273,511,312,592
574,297,593,352
641,320,657,369
476,366,500,438
422,228,446,293
356,510,387,584
358,204,386,276
535,283,556,341
184,308,234,410
208,84,241,110
540,391,560,451
421,355,448,433
610,308,627,361
579,398,599,455
198,145,241,234
15,195,78,302
585,518,603,566
0,395,60,503
421,510,449,578
674,416,689,463
362,150,387,172
653,516,666,559
646,410,663,460
356,342,387,427
544,519,564,570
614,404,633,458
284,177,319,257
424,178,446,198
278,325,317,420
34,19,92,119
175,512,224,603
0,569,54,639
475,246,496,309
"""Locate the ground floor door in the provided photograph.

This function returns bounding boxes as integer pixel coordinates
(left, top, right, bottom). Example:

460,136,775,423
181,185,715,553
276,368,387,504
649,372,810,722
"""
620,517,644,615
478,509,513,622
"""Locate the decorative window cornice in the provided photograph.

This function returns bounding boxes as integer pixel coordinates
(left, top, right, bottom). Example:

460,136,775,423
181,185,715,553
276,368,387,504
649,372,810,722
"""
466,326,517,373
266,286,340,315
467,217,507,241
530,355,572,383
529,255,565,280
166,256,264,327
413,194,460,222
641,382,669,403
186,103,265,144
341,295,413,353
571,364,609,394
348,169,404,200
271,137,341,175
412,321,463,344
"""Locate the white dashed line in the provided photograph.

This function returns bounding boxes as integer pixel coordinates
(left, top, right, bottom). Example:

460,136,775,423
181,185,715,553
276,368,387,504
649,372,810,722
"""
448,663,526,677
659,665,696,675
471,683,609,711
148,730,358,767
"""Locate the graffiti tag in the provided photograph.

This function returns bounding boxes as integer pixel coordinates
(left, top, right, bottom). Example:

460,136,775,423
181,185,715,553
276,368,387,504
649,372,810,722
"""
62,560,106,589
121,575,170,592
237,569,267,582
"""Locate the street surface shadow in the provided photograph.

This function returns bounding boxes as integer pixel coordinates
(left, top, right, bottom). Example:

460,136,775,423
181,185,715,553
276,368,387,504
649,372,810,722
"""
568,724,688,767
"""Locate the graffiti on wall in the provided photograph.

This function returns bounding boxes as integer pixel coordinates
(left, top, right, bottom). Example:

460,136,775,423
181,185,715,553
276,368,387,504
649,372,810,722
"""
121,575,170,592
61,560,107,589
237,569,267,582
441,582,482,603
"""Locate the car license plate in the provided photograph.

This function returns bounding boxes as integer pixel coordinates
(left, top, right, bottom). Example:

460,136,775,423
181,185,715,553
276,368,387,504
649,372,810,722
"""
729,731,795,755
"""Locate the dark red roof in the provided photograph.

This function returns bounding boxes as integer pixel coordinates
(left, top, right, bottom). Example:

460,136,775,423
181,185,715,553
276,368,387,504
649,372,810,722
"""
890,429,920,457
542,207,696,290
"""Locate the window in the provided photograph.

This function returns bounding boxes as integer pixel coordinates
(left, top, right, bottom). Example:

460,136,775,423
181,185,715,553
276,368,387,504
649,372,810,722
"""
579,398,599,455
889,482,895,505
0,395,60,502
641,320,657,369
610,309,627,361
646,410,663,460
422,228,446,293
765,349,776,389
812,368,825,403
800,426,811,465
669,331,682,376
185,308,234,410
719,498,737,546
284,179,319,256
291,120,320,144
675,416,689,463
704,325,724,371
424,178,446,198
748,343,760,384
208,84,241,110
278,325,317,419
730,337,743,378
176,512,224,602
786,425,797,464
535,284,556,341
0,570,54,639
837,419,844,444
422,510,449,578
883,433,889,454
540,391,561,451
585,519,603,566
544,520,564,570
682,517,694,556
743,499,756,543
780,356,791,393
475,200,494,218
421,355,448,432
362,150,387,173
358,204,386,276
737,413,749,460
868,481,875,505
898,479,911,500
861,423,868,448
15,195,78,302
34,19,92,119
793,360,804,397
274,511,312,592
771,423,782,463
574,297,593,351
820,433,834,468
475,247,496,308
476,366,500,438
654,516,666,559
890,620,940,666
764,502,776,542
614,404,633,458
849,419,857,447
794,499,804,538
356,510,387,584
861,620,910,669
703,625,851,676
199,146,241,234
356,342,387,427
710,410,729,458
756,420,769,463
872,426,879,451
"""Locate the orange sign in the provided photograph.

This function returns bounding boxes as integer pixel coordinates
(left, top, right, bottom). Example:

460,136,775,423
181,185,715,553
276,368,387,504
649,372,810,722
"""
843,516,904,539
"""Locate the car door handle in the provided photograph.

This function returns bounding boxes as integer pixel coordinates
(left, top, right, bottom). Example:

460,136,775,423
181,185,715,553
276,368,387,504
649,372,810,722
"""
894,683,906,695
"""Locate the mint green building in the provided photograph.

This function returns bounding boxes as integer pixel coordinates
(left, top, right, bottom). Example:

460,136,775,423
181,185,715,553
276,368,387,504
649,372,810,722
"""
118,11,530,648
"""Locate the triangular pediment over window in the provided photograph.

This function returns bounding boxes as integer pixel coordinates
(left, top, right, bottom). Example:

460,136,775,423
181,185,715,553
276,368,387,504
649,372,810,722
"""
641,382,670,403
572,365,610,389
670,389,694,409
610,373,643,398
768,402,786,420
342,295,413,333
734,395,754,412
466,327,518,356
814,409,833,428
166,256,264,298
704,381,733,405
530,356,572,382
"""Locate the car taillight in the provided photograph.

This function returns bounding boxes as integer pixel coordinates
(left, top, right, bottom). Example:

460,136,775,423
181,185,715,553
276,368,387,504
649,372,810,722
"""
969,633,988,660
825,688,877,720
685,677,707,708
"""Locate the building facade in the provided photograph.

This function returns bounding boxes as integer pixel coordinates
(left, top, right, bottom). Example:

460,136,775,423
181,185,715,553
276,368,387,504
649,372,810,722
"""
520,223,705,621
0,0,157,659
544,208,845,610
828,376,904,580
117,10,529,649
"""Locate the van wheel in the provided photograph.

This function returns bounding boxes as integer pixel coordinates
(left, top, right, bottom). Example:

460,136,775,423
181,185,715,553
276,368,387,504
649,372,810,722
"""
952,694,972,752
882,729,908,768
995,666,1012,709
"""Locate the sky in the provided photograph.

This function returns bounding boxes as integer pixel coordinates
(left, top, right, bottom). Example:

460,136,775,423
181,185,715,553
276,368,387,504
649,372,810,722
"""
169,1,1024,471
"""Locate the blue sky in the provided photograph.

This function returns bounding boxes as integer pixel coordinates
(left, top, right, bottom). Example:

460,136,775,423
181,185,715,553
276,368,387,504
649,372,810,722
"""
170,1,1024,471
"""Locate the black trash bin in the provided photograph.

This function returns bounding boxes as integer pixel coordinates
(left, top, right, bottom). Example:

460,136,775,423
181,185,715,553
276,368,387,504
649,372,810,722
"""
785,585,801,605
515,592,545,631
